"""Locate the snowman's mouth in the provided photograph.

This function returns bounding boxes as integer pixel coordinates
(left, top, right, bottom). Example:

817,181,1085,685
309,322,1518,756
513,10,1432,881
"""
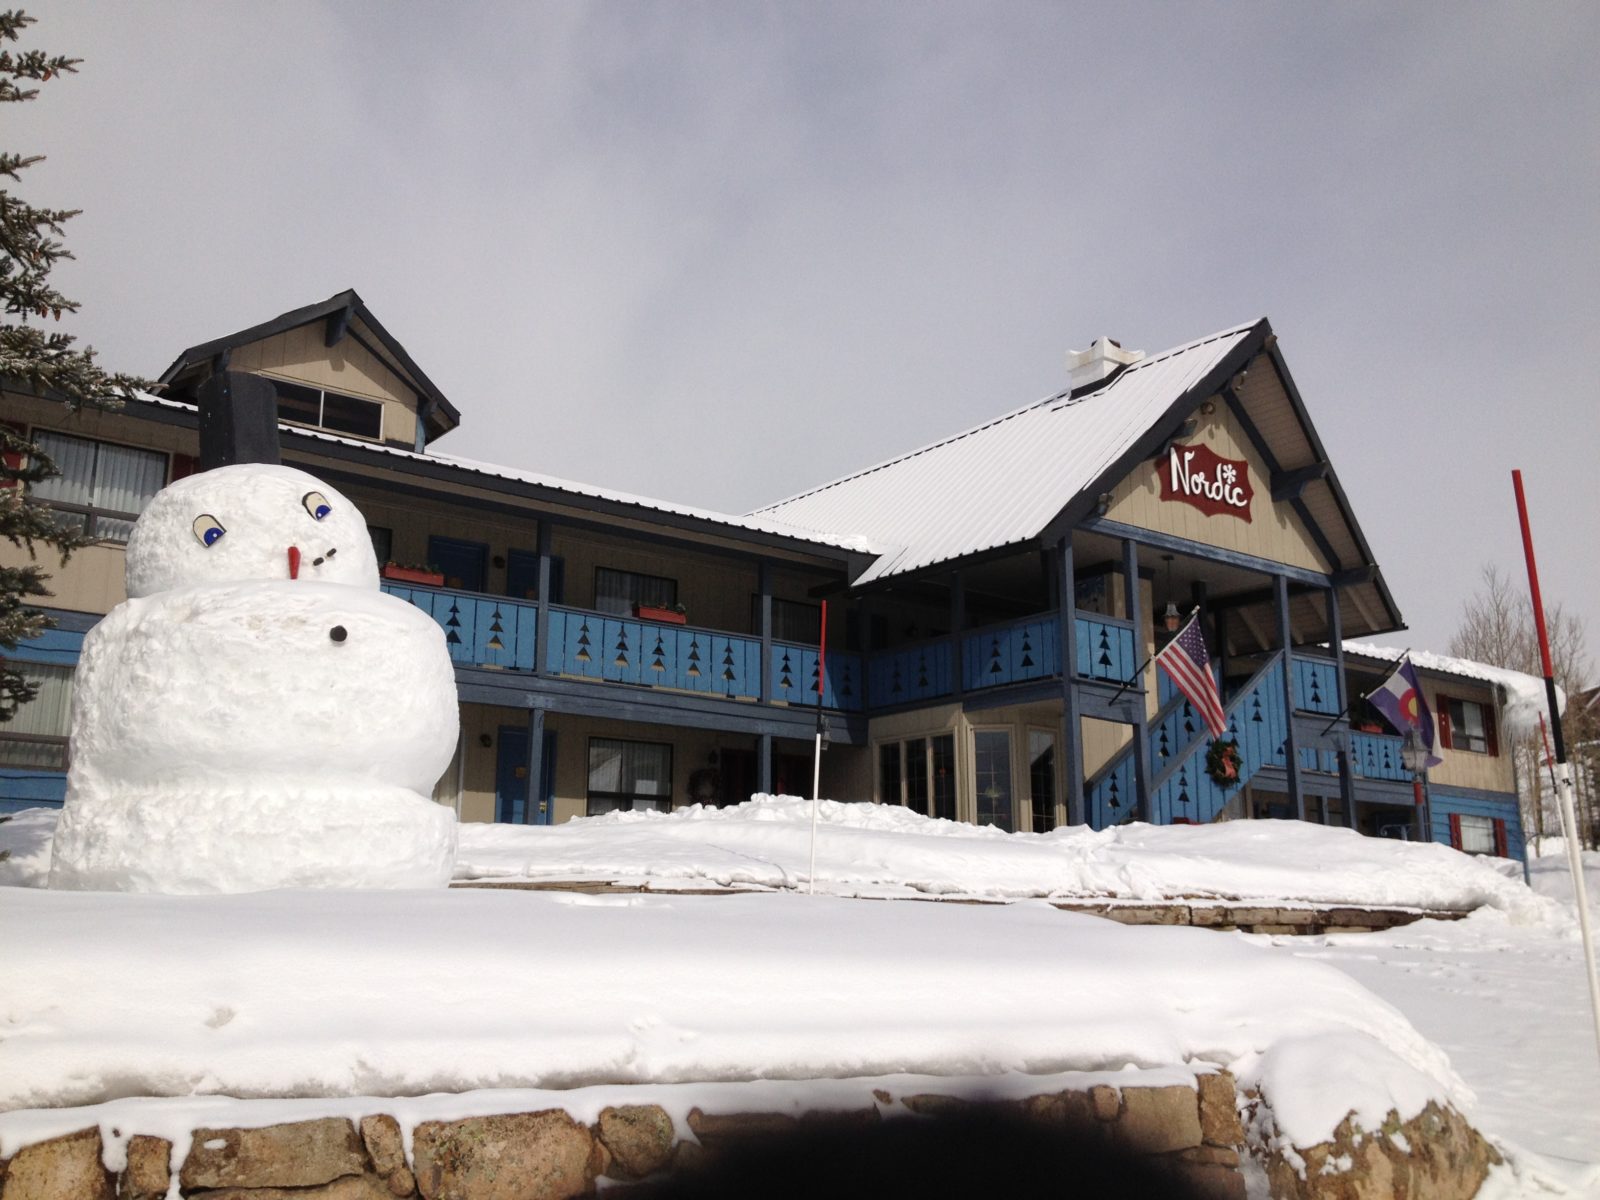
288,546,301,580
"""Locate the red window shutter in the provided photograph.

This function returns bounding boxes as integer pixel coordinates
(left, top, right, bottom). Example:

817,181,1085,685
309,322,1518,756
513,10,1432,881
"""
1448,812,1462,850
1436,694,1453,750
1483,703,1499,757
1492,818,1508,858
169,452,199,482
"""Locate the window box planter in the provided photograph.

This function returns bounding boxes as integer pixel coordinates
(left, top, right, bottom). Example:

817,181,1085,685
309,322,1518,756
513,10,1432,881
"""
382,564,445,587
634,603,687,625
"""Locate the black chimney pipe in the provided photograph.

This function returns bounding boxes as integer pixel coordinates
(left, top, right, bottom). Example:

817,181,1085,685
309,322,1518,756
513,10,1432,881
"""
196,371,281,470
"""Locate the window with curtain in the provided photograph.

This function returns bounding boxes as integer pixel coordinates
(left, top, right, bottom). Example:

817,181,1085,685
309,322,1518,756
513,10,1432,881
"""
1457,813,1495,855
587,737,672,815
28,430,167,542
594,567,677,617
0,662,73,769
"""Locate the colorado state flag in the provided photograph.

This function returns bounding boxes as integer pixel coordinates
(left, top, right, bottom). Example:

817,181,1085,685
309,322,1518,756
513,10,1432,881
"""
1367,657,1443,768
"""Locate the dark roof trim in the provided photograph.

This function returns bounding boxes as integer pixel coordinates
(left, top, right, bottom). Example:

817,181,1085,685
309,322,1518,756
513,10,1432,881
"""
156,289,462,439
114,395,869,572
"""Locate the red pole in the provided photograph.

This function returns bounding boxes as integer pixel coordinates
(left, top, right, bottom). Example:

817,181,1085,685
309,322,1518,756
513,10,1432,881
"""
1512,470,1566,761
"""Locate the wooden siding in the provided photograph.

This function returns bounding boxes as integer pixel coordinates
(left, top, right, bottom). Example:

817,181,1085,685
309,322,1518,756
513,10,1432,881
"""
1100,402,1330,573
1429,789,1524,861
228,322,419,444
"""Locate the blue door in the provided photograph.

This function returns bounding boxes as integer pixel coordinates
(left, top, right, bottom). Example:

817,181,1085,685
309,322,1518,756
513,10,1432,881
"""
495,725,556,824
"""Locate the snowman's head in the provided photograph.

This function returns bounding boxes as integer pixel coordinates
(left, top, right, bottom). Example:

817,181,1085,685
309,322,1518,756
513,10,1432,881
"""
125,464,380,597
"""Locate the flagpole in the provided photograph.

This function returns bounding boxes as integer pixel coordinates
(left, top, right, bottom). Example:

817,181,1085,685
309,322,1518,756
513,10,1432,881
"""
807,600,828,896
1512,470,1600,1064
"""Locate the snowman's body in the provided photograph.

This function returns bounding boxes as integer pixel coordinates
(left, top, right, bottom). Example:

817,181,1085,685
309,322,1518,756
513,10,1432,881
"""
47,465,459,892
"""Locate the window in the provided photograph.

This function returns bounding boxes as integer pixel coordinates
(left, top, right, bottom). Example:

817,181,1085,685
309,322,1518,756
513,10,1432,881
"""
271,379,384,441
368,526,393,565
28,430,167,542
595,567,676,617
0,662,73,770
1029,729,1057,833
1456,813,1495,855
587,738,671,815
878,735,956,820
1440,696,1495,755
751,596,822,644
973,729,1014,831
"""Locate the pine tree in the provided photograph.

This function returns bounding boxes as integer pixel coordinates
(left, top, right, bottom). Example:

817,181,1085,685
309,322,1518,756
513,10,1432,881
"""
0,9,146,721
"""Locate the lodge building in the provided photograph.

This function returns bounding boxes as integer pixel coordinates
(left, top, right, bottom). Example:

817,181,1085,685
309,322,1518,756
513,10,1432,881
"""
0,292,1525,858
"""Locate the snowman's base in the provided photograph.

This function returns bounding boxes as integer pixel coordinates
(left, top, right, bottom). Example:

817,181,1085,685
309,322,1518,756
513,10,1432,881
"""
47,777,457,893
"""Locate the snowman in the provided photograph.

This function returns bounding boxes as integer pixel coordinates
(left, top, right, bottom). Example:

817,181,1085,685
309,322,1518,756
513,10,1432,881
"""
47,463,459,892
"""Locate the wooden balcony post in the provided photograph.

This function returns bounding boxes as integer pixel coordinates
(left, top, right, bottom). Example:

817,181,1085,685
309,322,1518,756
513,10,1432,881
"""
758,731,773,796
1276,573,1304,820
1123,538,1150,823
949,570,965,700
1328,584,1356,827
524,706,546,825
533,521,553,677
1058,537,1086,825
758,561,773,705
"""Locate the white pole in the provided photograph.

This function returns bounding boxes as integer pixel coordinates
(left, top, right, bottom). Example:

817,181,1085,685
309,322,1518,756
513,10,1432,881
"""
1552,761,1600,1061
808,730,822,895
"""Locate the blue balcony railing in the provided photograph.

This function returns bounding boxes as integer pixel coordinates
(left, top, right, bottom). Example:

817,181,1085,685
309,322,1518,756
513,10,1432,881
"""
545,606,763,700
1350,731,1409,782
1291,653,1342,715
383,583,538,671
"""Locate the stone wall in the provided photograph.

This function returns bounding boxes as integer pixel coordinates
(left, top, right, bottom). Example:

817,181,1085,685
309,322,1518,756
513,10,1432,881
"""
0,1073,1495,1200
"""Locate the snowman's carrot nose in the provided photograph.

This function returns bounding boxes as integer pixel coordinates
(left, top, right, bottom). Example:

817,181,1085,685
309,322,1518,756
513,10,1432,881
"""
288,546,301,580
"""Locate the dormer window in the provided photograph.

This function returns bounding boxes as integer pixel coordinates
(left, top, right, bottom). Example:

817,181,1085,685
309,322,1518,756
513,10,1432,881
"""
272,379,384,441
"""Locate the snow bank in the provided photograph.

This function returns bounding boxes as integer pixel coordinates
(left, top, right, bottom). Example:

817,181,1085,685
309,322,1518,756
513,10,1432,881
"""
3,797,1554,918
1343,640,1559,738
0,884,1468,1155
453,795,1550,919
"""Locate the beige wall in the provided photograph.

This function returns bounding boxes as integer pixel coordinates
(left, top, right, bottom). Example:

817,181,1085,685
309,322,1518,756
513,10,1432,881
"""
1101,401,1329,573
451,705,854,826
1417,674,1516,793
229,323,421,446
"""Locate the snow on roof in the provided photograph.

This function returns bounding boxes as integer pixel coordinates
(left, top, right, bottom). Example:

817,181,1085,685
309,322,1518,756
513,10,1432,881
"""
750,322,1263,584
131,392,880,558
1343,641,1562,737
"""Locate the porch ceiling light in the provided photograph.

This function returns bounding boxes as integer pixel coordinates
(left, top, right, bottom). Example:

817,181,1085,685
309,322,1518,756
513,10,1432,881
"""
1163,601,1181,633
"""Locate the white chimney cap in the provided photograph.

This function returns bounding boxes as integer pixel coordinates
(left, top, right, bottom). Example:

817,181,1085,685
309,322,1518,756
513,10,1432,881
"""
1067,337,1144,392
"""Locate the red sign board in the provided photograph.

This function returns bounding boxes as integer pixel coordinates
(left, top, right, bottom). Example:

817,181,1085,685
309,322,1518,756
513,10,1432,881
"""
1159,443,1253,522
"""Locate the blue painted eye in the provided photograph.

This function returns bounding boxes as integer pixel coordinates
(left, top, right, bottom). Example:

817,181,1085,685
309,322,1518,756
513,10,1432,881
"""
192,514,226,547
302,491,332,521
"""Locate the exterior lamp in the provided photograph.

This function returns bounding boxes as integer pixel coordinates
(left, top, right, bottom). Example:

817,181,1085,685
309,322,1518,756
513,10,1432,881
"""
1400,730,1430,842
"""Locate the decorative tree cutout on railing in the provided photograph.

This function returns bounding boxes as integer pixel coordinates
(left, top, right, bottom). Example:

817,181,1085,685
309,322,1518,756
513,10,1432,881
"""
916,651,929,690
575,619,592,662
721,644,737,686
989,637,1003,677
1107,773,1121,810
1158,725,1171,759
650,633,666,672
613,628,630,669
1097,627,1113,676
840,661,854,699
686,636,700,677
487,608,505,652
1020,631,1035,670
892,662,903,695
445,601,462,647
779,649,793,691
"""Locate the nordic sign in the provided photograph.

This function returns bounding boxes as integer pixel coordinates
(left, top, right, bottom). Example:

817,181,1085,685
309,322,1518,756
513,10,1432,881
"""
1160,443,1253,522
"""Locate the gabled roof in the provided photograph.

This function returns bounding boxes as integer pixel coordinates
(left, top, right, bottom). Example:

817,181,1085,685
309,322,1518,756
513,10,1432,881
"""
156,290,461,443
753,321,1266,585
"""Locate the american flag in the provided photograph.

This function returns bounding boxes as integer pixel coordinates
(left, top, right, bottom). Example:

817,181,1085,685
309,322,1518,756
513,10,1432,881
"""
1156,613,1227,736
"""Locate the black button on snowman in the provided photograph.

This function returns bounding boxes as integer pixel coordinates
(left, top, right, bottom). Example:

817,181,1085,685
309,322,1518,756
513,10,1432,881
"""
48,464,460,892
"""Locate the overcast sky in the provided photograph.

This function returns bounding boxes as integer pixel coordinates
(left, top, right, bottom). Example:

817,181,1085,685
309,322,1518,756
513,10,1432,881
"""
13,2,1599,671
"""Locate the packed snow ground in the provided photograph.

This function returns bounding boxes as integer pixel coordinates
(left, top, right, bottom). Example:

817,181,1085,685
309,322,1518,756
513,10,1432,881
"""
1,800,1596,1196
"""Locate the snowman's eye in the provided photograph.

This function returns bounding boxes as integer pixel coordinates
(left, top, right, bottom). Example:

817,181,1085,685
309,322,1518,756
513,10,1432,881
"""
302,491,332,521
192,515,226,547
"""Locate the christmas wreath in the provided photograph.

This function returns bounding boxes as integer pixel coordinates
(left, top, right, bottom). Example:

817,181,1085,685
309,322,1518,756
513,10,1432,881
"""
1204,737,1243,789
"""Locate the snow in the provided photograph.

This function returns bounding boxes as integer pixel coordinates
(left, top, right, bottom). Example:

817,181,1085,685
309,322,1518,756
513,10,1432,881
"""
1342,640,1561,738
46,465,459,892
454,795,1546,918
2,800,1595,1195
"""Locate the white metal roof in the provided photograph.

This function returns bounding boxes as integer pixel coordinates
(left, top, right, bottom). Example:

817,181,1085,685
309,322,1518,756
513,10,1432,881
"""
752,322,1261,584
